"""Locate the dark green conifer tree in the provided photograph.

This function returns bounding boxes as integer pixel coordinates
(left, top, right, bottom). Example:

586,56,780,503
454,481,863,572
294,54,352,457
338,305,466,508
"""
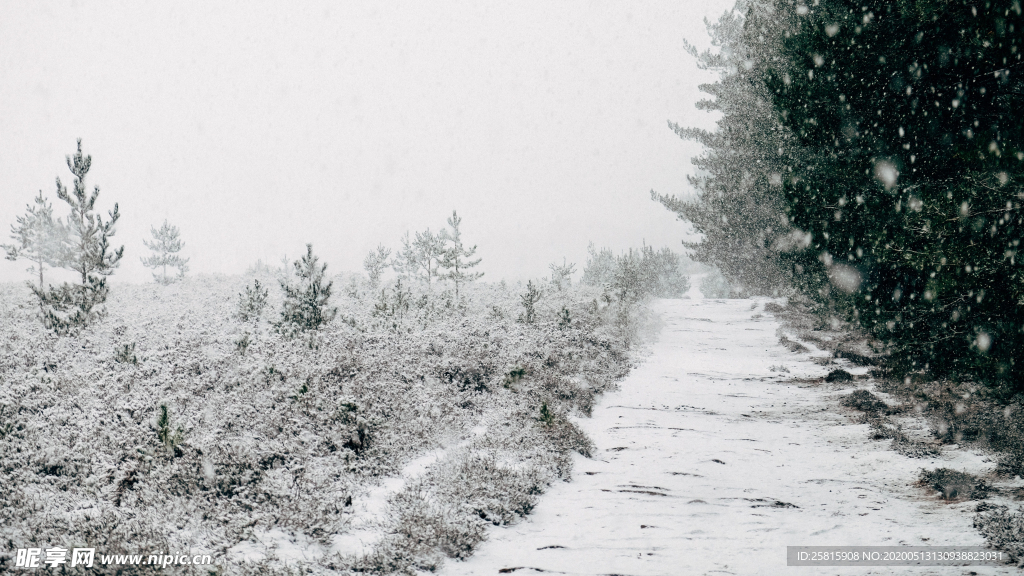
35,140,124,334
279,243,337,332
766,0,1023,392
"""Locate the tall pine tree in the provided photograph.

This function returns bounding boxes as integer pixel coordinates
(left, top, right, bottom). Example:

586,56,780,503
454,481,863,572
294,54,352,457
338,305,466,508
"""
766,0,1024,392
35,140,124,334
653,0,802,296
440,210,483,300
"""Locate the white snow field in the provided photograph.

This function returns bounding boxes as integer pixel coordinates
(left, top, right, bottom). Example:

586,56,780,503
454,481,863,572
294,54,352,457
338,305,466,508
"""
439,298,1015,576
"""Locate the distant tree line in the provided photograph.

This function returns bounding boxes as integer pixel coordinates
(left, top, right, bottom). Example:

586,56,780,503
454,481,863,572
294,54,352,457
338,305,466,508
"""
658,0,1023,393
363,210,483,299
581,242,691,300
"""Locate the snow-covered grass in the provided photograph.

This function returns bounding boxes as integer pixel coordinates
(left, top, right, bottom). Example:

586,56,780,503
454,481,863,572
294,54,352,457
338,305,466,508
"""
0,275,646,574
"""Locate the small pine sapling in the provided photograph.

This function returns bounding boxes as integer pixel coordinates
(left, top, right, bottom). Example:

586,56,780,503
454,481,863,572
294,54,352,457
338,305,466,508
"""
548,258,576,292
140,219,189,284
363,244,391,290
440,210,483,300
237,279,269,322
538,403,555,426
372,278,412,329
279,243,337,332
2,191,68,293
235,332,251,355
558,306,572,329
518,280,542,324
155,403,184,454
114,342,138,365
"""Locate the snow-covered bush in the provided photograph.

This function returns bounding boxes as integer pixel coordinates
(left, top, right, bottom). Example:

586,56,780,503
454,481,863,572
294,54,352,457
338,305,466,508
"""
0,274,641,573
975,505,1024,563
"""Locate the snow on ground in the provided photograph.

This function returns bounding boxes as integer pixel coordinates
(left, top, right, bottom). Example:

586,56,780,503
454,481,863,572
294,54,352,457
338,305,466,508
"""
438,298,1015,576
227,425,491,563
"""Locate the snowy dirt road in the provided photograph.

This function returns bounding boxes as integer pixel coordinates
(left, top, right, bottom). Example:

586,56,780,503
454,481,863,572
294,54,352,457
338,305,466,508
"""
439,298,1014,576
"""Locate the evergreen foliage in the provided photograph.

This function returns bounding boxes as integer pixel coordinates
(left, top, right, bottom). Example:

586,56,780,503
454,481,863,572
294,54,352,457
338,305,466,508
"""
673,0,1023,392
141,219,189,284
237,279,269,323
440,210,484,300
395,229,447,290
363,244,392,289
2,191,67,292
372,278,413,330
653,2,799,296
763,0,1024,393
549,259,577,291
582,243,691,299
33,140,123,334
518,280,542,324
278,244,337,332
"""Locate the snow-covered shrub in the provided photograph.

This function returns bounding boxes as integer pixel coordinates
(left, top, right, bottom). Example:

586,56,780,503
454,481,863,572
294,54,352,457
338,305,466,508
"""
433,451,544,526
918,468,990,501
0,274,642,574
975,505,1024,563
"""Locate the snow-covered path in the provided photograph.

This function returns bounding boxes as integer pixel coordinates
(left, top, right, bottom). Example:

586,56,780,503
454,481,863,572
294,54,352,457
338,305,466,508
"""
440,298,1013,576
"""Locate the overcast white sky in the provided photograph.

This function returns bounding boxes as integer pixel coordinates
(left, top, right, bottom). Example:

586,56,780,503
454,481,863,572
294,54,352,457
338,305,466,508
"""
0,0,735,285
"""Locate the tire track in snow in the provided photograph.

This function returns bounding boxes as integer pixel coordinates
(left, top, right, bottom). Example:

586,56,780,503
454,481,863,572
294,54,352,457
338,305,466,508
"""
440,298,1015,576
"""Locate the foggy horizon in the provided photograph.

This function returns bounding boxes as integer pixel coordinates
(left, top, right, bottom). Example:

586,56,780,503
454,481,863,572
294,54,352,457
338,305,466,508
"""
0,0,734,286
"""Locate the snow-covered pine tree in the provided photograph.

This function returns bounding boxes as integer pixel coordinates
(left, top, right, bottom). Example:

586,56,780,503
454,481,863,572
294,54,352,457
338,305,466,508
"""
652,0,800,296
766,0,1024,392
440,210,483,300
363,244,391,289
392,233,411,279
549,258,576,292
279,243,337,332
141,220,189,284
2,191,67,292
35,140,124,334
395,228,447,291
581,242,616,287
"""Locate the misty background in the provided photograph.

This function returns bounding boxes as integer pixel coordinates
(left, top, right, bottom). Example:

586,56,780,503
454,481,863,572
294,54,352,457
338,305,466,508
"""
1,0,734,284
